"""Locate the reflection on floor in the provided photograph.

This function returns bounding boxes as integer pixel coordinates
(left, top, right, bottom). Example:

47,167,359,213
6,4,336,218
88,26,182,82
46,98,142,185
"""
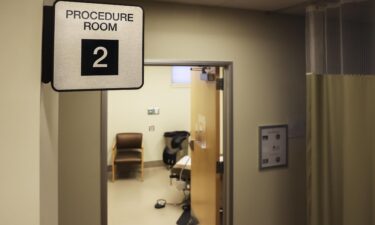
108,166,184,225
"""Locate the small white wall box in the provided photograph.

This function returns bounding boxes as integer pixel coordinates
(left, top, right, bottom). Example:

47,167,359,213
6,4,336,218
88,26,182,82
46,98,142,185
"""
259,125,288,170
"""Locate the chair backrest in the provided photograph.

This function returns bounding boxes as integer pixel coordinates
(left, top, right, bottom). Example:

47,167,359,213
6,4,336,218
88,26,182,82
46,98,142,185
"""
116,133,142,149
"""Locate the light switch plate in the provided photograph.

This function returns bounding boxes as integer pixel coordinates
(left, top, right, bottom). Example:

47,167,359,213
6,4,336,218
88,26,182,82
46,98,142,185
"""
154,107,160,115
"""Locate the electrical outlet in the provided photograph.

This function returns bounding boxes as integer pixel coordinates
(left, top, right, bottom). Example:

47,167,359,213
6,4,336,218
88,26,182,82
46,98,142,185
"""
149,125,155,132
147,107,160,115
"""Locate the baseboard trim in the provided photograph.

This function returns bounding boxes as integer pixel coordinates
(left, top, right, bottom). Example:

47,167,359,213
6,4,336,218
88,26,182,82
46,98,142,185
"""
107,160,164,172
144,160,165,168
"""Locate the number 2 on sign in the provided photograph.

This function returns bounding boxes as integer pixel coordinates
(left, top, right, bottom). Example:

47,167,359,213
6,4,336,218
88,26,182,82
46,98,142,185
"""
93,46,108,68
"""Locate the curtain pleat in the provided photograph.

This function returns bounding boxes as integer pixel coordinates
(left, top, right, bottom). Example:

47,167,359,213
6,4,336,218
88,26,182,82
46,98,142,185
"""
307,74,375,225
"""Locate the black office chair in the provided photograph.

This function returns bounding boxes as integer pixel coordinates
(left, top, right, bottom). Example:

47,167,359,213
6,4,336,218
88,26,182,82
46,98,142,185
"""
162,131,190,167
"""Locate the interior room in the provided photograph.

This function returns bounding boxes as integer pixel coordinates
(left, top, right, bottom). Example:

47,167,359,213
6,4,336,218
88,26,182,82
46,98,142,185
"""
106,65,225,225
1,0,375,225
107,66,192,224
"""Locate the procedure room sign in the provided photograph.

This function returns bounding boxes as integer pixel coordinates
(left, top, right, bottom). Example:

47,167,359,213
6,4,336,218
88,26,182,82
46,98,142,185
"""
53,1,144,91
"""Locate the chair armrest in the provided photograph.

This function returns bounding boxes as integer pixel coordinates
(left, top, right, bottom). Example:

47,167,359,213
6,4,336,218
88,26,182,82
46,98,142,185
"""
111,143,117,163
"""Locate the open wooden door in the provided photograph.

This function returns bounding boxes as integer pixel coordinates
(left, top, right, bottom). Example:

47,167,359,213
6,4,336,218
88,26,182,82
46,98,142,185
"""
190,67,221,225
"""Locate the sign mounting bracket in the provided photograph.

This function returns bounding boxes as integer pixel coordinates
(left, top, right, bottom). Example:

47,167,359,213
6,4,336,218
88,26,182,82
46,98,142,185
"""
41,5,54,84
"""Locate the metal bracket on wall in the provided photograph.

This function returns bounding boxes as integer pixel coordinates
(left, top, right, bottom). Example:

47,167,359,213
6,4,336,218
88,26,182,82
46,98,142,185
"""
200,66,217,81
41,5,54,84
200,72,216,81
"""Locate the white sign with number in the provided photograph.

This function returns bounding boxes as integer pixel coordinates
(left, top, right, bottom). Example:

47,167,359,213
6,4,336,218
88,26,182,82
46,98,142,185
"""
53,1,143,91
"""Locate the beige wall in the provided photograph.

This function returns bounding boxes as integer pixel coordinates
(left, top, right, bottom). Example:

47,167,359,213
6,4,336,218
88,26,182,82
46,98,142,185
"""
40,2,59,225
58,1,306,225
0,1,306,225
0,1,42,225
107,66,191,164
59,92,102,225
40,84,59,225
143,3,307,225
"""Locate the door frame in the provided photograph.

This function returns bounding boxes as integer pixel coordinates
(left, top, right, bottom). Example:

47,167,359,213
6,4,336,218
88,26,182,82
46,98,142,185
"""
100,60,234,225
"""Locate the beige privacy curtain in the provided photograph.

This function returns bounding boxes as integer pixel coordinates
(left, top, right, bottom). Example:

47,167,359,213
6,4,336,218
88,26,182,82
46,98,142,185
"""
307,75,375,225
306,1,375,225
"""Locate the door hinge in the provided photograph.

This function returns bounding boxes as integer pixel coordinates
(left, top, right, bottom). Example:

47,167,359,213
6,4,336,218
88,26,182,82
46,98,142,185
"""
216,161,224,174
216,78,224,90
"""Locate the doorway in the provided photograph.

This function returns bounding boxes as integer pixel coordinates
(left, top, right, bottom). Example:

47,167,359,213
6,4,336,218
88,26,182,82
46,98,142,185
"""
101,60,234,225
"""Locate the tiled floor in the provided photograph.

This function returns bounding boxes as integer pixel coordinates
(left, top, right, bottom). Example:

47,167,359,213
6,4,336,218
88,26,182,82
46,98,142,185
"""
108,167,185,225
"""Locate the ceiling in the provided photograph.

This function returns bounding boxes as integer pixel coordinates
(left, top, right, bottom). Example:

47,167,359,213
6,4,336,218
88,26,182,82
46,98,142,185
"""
44,0,318,13
150,0,311,12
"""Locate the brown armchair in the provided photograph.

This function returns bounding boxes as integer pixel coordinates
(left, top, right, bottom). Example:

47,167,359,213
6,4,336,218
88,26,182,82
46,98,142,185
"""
111,133,144,182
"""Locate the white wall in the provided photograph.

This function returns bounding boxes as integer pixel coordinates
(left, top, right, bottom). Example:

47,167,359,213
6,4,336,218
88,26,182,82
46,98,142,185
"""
107,66,191,164
0,0,42,225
